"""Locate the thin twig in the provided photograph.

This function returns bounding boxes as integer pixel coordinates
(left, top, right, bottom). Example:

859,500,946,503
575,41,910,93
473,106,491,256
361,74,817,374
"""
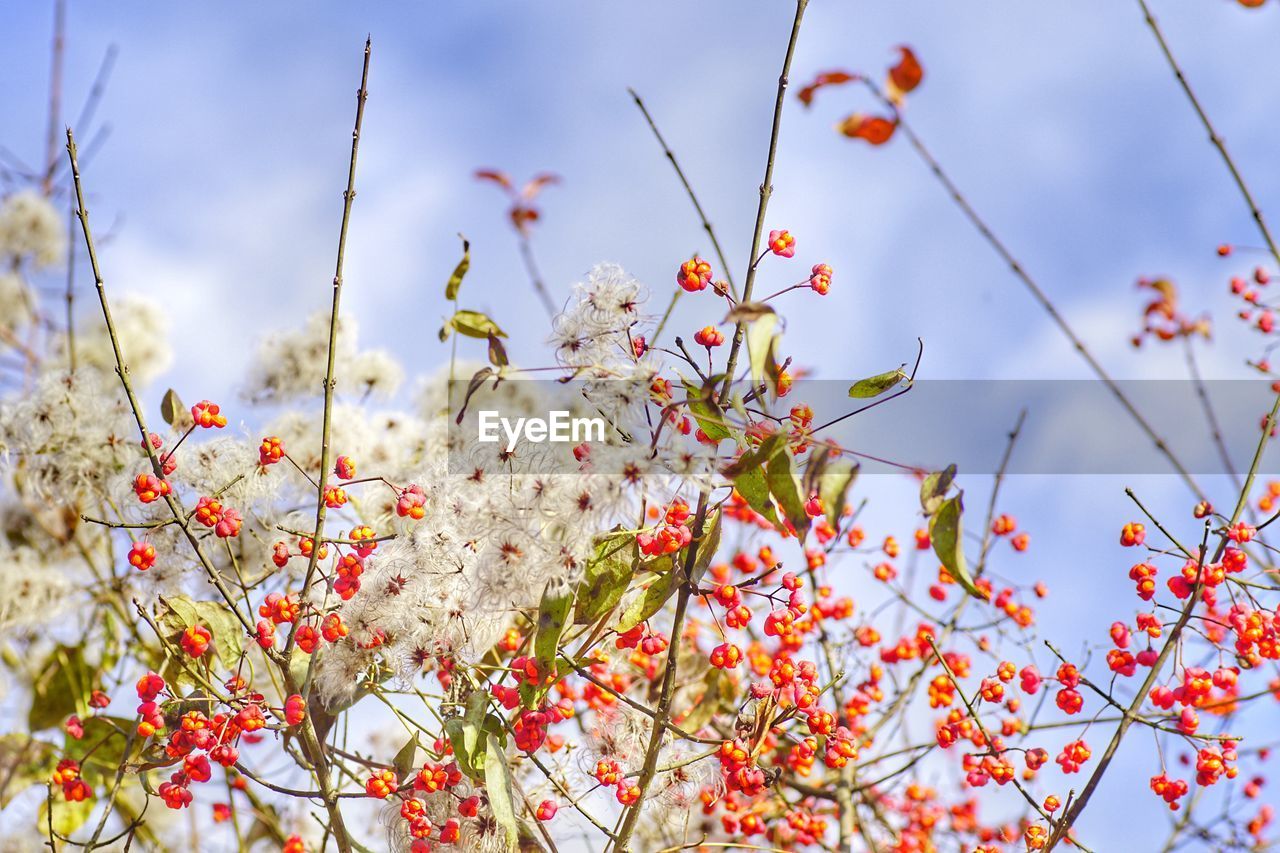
282,39,374,853
41,0,65,195
1135,0,1280,270
629,87,738,300
518,231,557,317
863,78,1207,503
1047,393,1280,848
66,129,253,634
611,4,809,848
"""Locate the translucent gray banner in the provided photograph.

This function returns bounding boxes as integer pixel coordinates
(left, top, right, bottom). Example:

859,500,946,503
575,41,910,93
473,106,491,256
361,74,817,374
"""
444,378,1280,476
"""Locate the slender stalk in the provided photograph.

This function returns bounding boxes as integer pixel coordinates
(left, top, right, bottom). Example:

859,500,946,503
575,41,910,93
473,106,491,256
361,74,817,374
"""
66,129,253,634
276,42,373,853
628,88,738,300
287,38,372,659
65,191,76,371
1183,336,1239,492
609,495,709,852
612,4,808,848
41,0,65,195
719,0,808,405
1135,0,1280,270
518,232,557,317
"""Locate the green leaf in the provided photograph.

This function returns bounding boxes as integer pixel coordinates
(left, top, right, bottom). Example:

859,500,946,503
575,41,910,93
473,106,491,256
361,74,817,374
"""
617,509,721,632
534,582,573,677
723,434,785,529
616,555,676,633
731,466,779,529
484,735,519,850
745,313,780,389
574,532,637,625
159,388,191,430
929,493,984,599
393,733,419,782
0,735,56,807
29,646,93,732
444,691,489,781
446,310,507,340
817,458,858,523
920,464,957,516
766,443,810,538
848,367,907,399
682,378,731,442
158,596,244,665
444,235,471,301
40,796,94,838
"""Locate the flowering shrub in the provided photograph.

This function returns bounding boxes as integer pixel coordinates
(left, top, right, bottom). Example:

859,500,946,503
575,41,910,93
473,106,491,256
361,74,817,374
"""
2,4,1280,852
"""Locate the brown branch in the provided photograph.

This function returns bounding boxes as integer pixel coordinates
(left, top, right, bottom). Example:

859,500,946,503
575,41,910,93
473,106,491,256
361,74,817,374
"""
628,88,738,301
611,4,809,848
863,78,1208,503
1135,0,1280,270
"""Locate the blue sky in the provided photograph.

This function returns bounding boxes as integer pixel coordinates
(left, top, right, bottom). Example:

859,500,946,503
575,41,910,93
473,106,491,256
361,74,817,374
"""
4,1,1280,848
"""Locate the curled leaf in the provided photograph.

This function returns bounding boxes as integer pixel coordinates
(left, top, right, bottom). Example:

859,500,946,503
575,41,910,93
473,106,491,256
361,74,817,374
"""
920,464,957,516
447,310,506,340
487,332,509,367
929,493,985,600
887,46,924,99
454,367,495,424
445,235,470,301
160,388,193,431
474,169,514,191
838,114,897,145
483,735,519,849
521,173,561,199
848,367,907,399
724,302,777,325
796,70,856,107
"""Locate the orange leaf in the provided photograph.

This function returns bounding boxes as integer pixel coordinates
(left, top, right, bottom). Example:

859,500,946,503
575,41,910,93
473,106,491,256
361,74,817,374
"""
887,46,924,99
475,169,514,191
796,70,856,107
522,173,562,199
838,114,897,145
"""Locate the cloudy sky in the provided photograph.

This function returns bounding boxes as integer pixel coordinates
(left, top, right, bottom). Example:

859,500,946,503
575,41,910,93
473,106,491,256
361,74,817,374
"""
4,0,1280,847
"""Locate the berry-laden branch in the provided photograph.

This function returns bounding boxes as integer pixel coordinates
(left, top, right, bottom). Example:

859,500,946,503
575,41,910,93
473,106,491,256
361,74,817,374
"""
1046,392,1280,849
718,0,808,406
288,38,372,664
280,39,374,853
65,129,254,637
611,3,808,849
